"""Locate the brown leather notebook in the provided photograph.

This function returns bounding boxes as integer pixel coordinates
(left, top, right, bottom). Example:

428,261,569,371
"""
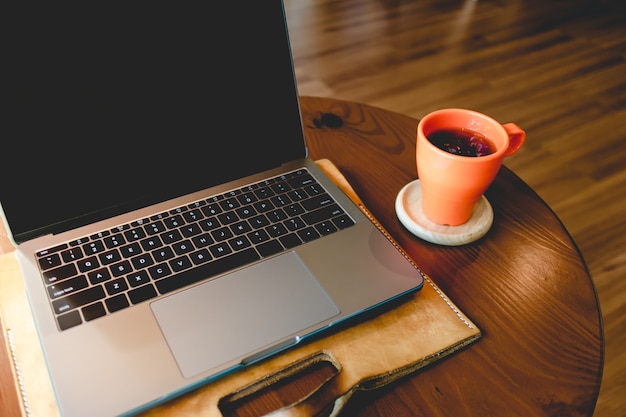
0,160,480,417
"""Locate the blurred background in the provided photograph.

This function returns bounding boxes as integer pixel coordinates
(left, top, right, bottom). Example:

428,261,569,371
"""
283,0,626,416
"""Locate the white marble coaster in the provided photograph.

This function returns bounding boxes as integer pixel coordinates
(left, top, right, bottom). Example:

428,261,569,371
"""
395,180,493,246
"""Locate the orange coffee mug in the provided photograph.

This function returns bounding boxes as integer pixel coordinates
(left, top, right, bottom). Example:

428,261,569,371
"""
416,108,525,226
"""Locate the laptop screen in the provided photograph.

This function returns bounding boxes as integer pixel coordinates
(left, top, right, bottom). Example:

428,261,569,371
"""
2,2,306,243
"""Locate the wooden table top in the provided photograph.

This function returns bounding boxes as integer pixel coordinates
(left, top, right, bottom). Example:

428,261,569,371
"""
294,96,603,416
0,96,603,417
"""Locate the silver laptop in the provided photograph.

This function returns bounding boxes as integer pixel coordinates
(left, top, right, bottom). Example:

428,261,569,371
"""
1,2,424,416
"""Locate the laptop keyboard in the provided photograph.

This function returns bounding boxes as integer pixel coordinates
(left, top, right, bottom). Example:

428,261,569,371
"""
35,169,355,331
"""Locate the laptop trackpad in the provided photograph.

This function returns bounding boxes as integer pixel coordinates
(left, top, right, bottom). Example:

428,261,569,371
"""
151,251,340,379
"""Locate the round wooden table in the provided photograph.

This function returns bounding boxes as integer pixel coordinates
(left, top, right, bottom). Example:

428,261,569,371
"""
294,96,603,416
0,97,603,417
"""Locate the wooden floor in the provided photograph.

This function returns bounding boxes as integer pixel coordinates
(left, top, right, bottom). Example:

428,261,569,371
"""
283,0,626,416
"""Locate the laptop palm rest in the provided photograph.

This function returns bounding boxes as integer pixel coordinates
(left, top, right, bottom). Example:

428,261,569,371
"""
151,251,340,379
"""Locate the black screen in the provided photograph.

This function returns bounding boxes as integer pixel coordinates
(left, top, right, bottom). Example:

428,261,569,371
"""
2,2,306,243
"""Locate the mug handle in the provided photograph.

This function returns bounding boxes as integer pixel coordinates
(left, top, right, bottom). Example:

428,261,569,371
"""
502,123,526,157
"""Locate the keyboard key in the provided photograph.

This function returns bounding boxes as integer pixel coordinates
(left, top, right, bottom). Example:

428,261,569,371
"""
70,238,89,246
333,215,355,229
271,194,291,207
82,302,107,321
183,209,204,222
188,200,206,209
164,214,185,229
140,236,163,251
287,173,316,188
52,286,106,314
127,270,151,287
189,249,212,265
237,193,258,205
61,247,84,262
230,221,252,235
130,253,154,270
99,249,122,265
220,198,240,211
192,233,213,248
267,223,288,238
124,227,146,241
315,221,338,235
256,240,283,257
170,206,187,215
111,224,130,234
298,227,321,242
181,223,202,237
172,240,194,256
280,233,302,249
120,242,142,258
249,214,270,228
105,294,130,313
302,204,344,225
301,194,334,211
211,227,234,242
287,189,306,201
128,284,158,304
248,229,270,244
160,229,183,244
38,253,62,271
229,236,252,250
169,256,193,272
153,247,175,262
209,242,233,258
104,234,126,248
145,220,166,235
131,218,149,227
88,268,111,285
83,240,105,255
91,231,110,240
283,203,304,216
253,200,274,212
105,278,128,296
236,205,257,219
267,209,287,223
77,256,100,273
201,203,222,216
148,263,172,280
151,212,169,221
271,181,291,194
304,183,325,196
285,217,306,231
43,263,78,284
37,244,68,258
254,186,275,199
110,260,132,277
57,311,82,330
217,212,239,225
199,218,220,231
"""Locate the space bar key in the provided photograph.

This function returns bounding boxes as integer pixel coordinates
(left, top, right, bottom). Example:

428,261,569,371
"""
155,249,261,295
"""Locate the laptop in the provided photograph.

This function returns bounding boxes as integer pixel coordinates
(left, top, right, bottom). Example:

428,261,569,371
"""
1,2,424,416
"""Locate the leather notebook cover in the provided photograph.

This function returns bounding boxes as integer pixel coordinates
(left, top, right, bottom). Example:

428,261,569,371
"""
0,160,481,417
